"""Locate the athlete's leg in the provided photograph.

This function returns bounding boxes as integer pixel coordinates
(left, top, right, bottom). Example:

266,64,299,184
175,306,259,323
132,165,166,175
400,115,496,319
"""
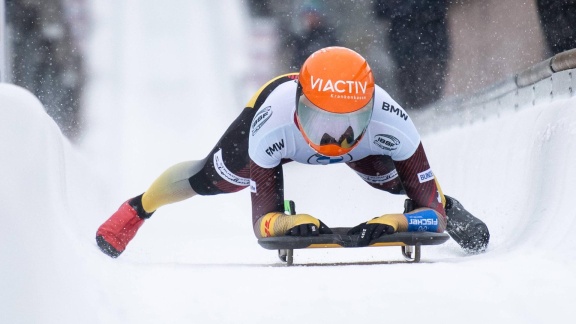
139,159,207,213
140,106,256,214
139,74,299,212
96,73,297,257
186,107,256,196
96,107,256,257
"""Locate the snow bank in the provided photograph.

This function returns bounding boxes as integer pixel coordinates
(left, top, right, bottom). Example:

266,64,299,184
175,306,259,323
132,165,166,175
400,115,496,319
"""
425,95,576,256
0,84,98,323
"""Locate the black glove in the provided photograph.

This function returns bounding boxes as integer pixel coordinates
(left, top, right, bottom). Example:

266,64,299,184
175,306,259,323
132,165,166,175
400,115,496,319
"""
348,222,395,247
286,221,333,237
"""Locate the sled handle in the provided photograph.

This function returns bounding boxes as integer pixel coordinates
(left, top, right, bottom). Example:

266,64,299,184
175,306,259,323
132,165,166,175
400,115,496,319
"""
284,200,296,215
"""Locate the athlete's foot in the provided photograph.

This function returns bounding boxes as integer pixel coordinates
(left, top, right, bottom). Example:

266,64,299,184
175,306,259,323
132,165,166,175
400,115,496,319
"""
445,195,490,254
96,198,146,258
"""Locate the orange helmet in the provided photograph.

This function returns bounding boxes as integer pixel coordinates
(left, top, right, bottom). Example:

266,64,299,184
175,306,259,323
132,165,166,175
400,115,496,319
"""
296,47,375,157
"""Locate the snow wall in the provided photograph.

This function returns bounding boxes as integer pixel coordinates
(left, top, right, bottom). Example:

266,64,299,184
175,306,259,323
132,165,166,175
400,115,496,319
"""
412,48,576,259
0,84,100,323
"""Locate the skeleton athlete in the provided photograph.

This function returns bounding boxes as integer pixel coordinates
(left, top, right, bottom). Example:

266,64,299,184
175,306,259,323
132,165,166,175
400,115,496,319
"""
96,47,490,257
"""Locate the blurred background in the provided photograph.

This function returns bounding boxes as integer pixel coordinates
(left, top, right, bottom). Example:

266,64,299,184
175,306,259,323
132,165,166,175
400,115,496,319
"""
1,0,575,143
3,0,89,140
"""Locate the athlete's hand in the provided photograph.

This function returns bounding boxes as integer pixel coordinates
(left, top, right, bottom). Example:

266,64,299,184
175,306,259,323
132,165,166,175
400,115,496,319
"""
348,214,404,247
348,222,395,247
286,219,332,236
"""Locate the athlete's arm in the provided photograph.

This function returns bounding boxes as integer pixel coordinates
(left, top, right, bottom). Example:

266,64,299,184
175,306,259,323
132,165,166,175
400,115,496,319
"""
250,160,284,226
394,142,447,231
250,160,331,238
347,143,446,246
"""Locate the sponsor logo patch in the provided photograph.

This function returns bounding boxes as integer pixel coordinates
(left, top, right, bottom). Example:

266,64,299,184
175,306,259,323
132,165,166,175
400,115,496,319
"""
406,210,439,232
306,153,353,165
417,168,435,183
250,179,257,193
356,169,398,184
373,134,400,151
251,106,272,136
408,217,439,232
382,102,408,121
310,75,368,94
214,149,250,186
264,218,272,237
409,218,438,226
265,139,285,157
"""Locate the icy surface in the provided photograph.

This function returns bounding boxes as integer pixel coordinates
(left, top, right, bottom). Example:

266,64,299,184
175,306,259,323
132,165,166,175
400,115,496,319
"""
1,1,575,323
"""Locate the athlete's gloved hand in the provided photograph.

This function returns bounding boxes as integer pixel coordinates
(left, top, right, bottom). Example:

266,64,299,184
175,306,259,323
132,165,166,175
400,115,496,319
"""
348,214,405,247
286,220,332,236
257,212,332,238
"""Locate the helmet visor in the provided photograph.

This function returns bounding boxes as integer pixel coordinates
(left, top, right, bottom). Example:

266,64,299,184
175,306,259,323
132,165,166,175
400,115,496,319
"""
297,91,373,150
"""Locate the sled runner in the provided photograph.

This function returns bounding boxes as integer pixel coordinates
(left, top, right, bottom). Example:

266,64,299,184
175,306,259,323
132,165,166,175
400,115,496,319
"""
257,201,450,266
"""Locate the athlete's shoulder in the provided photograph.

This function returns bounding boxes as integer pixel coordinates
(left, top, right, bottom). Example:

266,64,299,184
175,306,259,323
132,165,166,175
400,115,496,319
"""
245,73,299,110
248,74,300,168
372,85,412,123
366,85,421,161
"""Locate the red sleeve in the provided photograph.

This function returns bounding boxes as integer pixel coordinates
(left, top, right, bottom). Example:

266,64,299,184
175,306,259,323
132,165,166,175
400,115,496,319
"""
250,160,284,225
394,142,446,217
